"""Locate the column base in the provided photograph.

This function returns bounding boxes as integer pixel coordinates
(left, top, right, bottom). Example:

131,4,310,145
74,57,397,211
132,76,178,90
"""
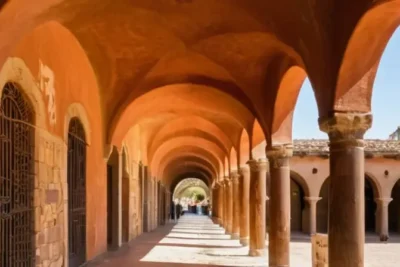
231,233,240,240
248,248,267,257
240,237,249,246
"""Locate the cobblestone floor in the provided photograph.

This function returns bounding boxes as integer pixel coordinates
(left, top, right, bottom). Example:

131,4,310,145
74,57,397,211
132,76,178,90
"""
88,214,400,267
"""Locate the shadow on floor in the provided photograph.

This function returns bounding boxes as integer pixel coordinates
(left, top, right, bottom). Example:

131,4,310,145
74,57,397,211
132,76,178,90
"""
87,215,266,267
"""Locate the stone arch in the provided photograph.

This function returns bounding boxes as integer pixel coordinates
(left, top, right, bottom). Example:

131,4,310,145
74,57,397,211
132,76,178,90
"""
269,66,307,145
317,177,330,233
334,1,400,115
290,170,311,197
0,57,46,129
389,179,400,233
64,102,91,145
290,171,309,233
239,129,250,166
365,174,379,233
251,119,266,160
230,147,238,172
224,156,230,177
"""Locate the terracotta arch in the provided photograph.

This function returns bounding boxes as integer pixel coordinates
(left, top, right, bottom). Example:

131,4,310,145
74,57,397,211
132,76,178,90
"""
149,129,229,159
110,84,254,146
148,115,233,155
239,129,250,166
270,66,307,145
166,166,212,188
334,1,400,115
159,153,219,181
150,136,226,178
162,157,217,181
230,147,238,172
157,147,221,179
251,119,266,160
224,156,230,177
365,172,382,199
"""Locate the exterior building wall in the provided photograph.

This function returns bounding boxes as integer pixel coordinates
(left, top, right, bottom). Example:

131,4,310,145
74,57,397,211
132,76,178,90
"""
290,155,400,233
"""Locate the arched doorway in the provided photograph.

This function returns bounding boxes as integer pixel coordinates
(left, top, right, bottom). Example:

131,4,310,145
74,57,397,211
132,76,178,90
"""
67,117,87,267
0,82,35,266
290,178,305,232
389,180,400,233
365,176,377,232
317,178,329,233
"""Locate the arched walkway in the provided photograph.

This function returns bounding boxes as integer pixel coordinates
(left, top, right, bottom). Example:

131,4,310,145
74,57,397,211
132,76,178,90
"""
389,180,400,233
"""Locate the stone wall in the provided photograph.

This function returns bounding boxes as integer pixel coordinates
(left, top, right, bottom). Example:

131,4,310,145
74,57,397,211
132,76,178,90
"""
35,129,66,267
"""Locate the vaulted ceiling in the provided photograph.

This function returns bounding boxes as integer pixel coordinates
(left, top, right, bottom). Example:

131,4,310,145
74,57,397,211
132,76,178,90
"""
1,0,398,187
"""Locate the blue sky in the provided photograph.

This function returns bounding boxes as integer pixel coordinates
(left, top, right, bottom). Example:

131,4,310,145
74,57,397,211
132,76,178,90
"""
293,28,400,140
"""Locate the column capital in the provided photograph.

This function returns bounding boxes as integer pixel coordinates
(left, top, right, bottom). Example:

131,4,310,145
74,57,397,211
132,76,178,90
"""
318,112,372,145
375,197,393,206
304,196,322,204
224,176,232,186
266,144,292,168
247,158,268,172
231,171,240,183
239,164,250,175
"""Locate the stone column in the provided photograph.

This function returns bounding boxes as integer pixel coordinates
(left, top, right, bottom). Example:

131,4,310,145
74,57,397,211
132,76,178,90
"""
304,197,321,235
225,177,233,234
319,112,372,267
248,159,268,256
111,150,123,248
375,198,392,241
239,165,250,246
231,172,240,239
218,182,224,225
267,145,292,267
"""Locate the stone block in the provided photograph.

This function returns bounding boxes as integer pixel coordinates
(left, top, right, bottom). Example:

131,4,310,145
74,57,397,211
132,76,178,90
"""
312,234,328,267
37,232,45,246
49,255,63,267
40,244,50,261
50,242,61,259
46,190,59,204
35,207,42,232
39,141,45,163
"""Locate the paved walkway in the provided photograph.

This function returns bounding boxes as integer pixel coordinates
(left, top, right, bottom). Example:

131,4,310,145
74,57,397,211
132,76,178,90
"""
88,214,400,267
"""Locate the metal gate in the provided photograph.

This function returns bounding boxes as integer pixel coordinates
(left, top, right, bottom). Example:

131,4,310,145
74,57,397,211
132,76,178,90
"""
67,118,86,267
0,82,35,267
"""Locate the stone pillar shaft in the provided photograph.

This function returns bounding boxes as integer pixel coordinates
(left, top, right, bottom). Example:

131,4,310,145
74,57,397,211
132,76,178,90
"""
320,112,372,267
248,159,267,256
267,145,292,267
232,172,240,239
239,165,250,246
376,198,392,241
304,197,321,235
226,178,233,234
219,183,224,225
